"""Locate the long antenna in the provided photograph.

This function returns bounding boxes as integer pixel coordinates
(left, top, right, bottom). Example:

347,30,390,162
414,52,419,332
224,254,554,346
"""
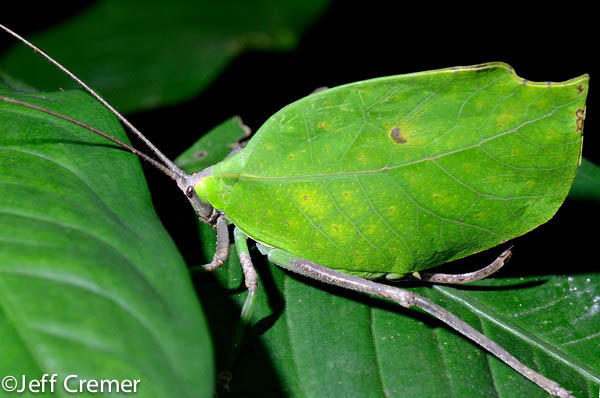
0,23,187,179
0,95,180,180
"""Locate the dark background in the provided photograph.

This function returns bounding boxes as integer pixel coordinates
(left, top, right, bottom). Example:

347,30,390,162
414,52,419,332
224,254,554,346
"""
2,1,597,274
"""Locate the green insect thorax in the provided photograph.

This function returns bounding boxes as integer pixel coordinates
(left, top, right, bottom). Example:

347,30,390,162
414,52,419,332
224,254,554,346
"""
193,159,240,212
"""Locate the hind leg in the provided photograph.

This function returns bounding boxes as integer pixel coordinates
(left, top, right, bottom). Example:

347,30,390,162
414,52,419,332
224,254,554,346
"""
384,247,512,284
414,247,512,284
255,243,571,398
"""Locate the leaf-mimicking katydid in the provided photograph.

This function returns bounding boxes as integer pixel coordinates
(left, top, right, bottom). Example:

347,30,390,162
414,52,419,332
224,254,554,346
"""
0,24,590,397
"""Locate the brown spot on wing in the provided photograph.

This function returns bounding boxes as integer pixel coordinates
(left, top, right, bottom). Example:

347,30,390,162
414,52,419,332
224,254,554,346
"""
576,108,585,133
389,127,407,144
193,150,208,159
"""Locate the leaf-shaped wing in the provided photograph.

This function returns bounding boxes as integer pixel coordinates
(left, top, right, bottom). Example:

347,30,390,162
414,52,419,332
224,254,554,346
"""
204,63,588,275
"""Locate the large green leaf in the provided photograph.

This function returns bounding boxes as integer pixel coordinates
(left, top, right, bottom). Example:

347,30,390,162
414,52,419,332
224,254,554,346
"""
178,122,600,397
0,84,213,397
0,0,329,113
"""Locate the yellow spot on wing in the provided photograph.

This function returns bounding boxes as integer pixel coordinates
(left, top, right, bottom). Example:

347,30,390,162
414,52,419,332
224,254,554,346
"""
295,186,335,222
495,112,517,127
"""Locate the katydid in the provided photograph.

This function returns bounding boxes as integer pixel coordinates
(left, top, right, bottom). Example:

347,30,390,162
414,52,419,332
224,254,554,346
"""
0,24,589,398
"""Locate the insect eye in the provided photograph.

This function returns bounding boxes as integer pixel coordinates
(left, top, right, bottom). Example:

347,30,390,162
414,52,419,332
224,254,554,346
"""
185,186,194,198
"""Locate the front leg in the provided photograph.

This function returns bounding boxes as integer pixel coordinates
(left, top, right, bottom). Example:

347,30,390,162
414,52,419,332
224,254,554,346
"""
190,214,229,272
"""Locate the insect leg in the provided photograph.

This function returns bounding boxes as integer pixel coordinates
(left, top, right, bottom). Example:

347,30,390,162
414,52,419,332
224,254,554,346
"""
256,244,573,398
215,228,260,385
233,227,258,333
227,227,259,362
190,214,229,272
414,247,512,284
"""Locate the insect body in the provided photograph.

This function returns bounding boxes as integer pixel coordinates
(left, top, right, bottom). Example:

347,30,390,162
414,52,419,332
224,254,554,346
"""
194,64,587,277
0,24,590,398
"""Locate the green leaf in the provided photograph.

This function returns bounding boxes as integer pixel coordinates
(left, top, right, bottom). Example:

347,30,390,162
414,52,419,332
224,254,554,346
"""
175,116,250,172
568,158,600,201
0,0,329,113
0,85,213,396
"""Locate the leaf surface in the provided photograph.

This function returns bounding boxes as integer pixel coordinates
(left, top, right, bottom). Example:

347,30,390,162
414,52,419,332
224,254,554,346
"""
569,158,600,201
0,84,213,397
175,116,250,172
0,0,329,112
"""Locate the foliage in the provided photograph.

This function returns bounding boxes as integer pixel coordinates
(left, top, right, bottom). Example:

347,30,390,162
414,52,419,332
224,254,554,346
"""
1,3,598,397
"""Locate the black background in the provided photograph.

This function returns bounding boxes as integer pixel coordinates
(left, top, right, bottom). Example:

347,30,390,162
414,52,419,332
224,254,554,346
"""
2,1,597,274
